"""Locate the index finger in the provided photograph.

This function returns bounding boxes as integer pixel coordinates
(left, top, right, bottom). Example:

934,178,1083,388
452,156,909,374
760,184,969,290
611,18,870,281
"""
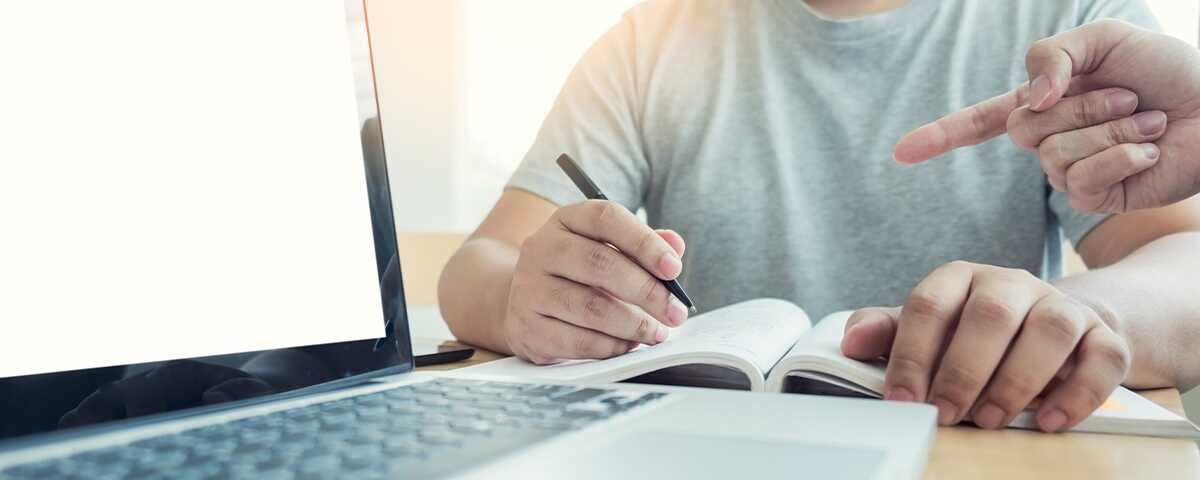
893,83,1029,165
884,262,975,403
556,200,683,280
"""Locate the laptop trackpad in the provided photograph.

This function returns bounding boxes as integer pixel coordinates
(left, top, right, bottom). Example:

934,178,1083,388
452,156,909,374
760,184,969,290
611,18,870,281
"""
541,431,886,479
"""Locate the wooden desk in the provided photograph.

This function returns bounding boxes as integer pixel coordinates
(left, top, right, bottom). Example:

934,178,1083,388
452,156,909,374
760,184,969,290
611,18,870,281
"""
416,337,1200,480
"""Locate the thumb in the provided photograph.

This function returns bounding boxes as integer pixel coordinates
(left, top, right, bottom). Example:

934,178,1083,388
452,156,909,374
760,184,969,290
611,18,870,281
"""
841,307,900,360
1025,19,1138,112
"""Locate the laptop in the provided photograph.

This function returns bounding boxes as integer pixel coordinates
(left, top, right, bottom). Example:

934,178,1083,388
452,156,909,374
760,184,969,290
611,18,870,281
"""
0,1,936,478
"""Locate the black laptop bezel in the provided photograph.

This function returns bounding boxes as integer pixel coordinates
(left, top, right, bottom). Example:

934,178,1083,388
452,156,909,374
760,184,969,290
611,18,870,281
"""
0,0,413,450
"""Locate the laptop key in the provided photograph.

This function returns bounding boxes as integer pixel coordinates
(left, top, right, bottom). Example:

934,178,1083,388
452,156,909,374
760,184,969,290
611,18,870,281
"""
296,453,341,475
341,448,380,470
420,428,463,446
449,418,493,435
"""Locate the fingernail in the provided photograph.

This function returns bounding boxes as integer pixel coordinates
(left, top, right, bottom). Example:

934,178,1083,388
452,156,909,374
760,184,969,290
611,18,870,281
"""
885,387,915,402
1133,111,1167,136
658,252,682,279
666,297,688,326
654,323,670,344
1141,143,1160,161
1038,408,1068,432
1029,75,1051,110
1105,90,1137,115
933,397,959,425
974,403,1006,429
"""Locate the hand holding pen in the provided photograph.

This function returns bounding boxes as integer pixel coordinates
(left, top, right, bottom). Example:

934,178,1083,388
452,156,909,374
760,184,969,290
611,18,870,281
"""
498,153,695,365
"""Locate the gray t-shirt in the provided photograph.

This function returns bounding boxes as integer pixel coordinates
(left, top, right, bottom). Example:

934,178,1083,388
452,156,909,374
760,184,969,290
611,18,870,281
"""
507,0,1159,320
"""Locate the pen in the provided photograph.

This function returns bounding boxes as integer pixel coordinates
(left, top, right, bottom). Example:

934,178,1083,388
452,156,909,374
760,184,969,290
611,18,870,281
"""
556,153,698,313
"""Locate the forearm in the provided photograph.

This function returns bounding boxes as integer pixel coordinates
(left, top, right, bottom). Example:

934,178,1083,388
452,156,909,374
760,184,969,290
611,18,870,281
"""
1054,232,1200,390
437,236,519,354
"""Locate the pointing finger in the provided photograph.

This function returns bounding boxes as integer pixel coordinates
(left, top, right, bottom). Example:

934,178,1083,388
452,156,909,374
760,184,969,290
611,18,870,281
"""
893,83,1029,164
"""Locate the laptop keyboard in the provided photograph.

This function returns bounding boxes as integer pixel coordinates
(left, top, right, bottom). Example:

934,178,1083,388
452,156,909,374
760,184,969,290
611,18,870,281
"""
1,378,668,479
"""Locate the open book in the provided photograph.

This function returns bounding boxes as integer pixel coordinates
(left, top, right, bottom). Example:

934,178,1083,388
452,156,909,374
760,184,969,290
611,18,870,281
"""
462,299,1200,438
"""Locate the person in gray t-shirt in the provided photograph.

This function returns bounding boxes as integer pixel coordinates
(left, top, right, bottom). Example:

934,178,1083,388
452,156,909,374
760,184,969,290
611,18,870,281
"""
440,0,1200,433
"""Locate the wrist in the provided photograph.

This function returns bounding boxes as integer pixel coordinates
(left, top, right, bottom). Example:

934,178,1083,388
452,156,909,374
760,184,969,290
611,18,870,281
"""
1054,281,1126,339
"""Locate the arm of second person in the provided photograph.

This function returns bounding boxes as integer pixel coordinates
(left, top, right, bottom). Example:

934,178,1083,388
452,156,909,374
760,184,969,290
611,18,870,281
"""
1055,198,1200,391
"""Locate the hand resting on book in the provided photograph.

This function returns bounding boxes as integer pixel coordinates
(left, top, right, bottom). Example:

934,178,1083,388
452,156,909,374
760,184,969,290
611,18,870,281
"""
840,261,1130,433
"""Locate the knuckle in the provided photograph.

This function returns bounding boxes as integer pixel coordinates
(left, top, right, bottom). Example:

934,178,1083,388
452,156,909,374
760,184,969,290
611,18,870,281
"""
1006,110,1035,148
639,275,666,304
1032,307,1084,345
582,292,610,324
633,315,653,340
585,244,618,274
1038,136,1067,170
935,363,985,398
1088,338,1132,374
518,232,542,257
1065,162,1097,194
1103,120,1125,146
887,354,929,381
1011,267,1038,282
968,294,1020,330
988,370,1041,406
1070,96,1095,126
548,285,573,313
968,104,991,137
591,200,619,230
905,288,951,319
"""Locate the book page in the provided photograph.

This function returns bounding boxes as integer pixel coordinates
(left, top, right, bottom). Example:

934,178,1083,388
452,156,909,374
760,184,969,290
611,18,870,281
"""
459,298,811,385
768,310,886,393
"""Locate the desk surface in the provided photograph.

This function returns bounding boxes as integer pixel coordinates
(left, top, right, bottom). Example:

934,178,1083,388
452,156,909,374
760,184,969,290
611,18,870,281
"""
415,336,1200,480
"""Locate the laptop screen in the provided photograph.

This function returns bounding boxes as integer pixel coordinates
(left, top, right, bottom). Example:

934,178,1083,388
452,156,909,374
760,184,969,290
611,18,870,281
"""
0,0,412,441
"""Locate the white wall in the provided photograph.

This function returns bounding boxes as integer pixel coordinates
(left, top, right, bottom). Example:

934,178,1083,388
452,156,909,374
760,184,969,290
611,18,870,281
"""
366,0,465,232
1145,0,1198,47
366,0,640,232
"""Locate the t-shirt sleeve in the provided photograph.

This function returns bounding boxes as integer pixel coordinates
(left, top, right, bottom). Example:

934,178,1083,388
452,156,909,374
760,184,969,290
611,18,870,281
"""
1050,0,1162,246
505,12,649,212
